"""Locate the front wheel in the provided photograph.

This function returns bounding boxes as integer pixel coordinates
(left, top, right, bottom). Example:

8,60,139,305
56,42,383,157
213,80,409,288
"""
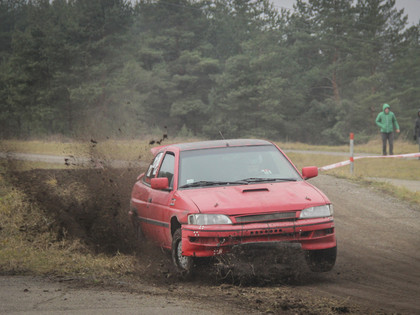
305,246,337,272
171,228,194,274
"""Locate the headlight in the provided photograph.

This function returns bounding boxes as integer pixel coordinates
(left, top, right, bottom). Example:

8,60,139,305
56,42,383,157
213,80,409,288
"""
188,214,232,225
299,204,333,219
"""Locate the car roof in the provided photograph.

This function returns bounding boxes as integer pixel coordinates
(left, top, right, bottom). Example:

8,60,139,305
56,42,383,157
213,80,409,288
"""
151,139,272,156
174,139,272,150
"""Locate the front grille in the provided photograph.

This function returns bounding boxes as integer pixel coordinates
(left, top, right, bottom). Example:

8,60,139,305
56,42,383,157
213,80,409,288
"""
235,212,296,223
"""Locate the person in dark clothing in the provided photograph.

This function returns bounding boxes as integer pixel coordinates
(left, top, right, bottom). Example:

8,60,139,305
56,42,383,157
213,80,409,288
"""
375,103,400,155
414,109,420,153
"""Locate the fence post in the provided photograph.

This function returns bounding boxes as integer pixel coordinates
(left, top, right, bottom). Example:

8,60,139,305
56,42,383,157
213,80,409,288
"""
350,133,354,175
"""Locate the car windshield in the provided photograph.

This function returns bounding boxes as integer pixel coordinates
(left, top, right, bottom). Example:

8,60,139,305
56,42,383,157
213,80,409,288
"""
178,145,301,188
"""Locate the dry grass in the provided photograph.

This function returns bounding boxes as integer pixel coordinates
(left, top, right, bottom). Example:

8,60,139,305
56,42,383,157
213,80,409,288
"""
0,169,138,277
1,241,137,277
0,139,89,157
2,160,70,171
356,179,420,205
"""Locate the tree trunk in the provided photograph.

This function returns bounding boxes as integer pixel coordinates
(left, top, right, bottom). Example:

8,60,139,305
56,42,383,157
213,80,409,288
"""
332,50,340,104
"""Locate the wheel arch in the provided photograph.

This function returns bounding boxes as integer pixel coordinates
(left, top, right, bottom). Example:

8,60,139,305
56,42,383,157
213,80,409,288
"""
171,216,181,236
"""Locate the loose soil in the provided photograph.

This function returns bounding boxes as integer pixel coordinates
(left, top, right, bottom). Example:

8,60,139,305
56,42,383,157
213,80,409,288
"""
3,162,420,314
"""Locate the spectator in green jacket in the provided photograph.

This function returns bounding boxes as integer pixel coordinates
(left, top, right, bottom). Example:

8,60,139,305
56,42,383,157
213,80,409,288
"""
375,103,400,155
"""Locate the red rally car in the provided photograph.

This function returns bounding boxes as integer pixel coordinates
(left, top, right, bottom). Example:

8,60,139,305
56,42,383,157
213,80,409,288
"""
129,139,336,273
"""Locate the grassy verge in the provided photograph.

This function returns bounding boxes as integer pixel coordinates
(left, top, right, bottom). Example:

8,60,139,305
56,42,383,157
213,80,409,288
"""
353,178,420,206
0,165,138,277
0,139,89,157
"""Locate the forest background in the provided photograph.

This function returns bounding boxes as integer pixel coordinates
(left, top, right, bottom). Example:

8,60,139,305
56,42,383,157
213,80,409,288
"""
1,0,419,145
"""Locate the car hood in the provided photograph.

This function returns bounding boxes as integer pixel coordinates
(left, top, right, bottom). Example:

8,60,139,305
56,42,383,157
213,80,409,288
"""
176,181,329,215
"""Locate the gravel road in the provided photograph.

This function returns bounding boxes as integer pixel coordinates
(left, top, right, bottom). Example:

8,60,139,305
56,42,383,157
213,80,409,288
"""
0,276,251,315
309,175,420,313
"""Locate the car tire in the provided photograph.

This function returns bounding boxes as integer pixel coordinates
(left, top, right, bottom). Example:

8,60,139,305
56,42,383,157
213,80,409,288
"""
172,228,194,274
305,246,337,272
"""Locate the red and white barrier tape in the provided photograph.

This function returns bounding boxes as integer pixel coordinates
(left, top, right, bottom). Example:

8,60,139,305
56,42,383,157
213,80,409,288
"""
319,152,420,171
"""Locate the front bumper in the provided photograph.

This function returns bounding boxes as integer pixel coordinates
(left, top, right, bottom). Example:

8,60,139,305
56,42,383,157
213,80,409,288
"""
181,217,336,257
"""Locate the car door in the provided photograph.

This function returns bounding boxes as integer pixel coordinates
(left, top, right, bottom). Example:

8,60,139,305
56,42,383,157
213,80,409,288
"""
131,152,164,240
148,152,176,248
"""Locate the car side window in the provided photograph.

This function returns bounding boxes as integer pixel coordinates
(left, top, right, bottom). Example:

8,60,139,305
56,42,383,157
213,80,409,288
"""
144,152,163,185
157,152,175,188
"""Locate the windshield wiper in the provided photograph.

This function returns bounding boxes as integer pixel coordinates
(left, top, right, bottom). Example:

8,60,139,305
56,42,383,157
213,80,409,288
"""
240,177,298,183
180,180,228,188
180,180,249,188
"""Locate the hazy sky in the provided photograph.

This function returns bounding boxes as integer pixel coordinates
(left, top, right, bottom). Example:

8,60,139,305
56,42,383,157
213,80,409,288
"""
271,0,420,26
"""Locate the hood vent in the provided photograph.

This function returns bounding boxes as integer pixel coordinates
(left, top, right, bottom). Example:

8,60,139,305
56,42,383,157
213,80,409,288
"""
242,188,269,193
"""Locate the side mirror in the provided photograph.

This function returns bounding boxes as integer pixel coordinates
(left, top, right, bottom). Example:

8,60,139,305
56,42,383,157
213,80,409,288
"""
151,177,169,190
302,166,318,179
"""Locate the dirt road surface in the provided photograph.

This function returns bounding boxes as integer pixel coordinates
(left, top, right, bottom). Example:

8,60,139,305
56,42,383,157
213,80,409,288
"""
1,159,420,314
309,175,420,313
0,276,248,315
